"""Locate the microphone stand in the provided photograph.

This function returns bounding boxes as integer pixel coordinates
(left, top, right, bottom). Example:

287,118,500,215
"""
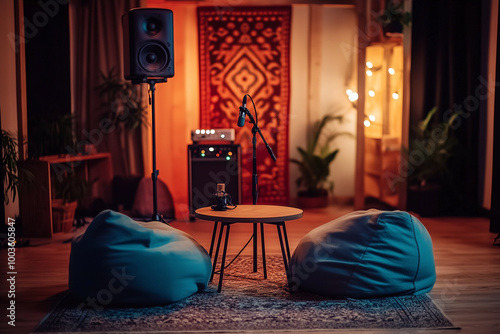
241,106,277,273
244,109,277,205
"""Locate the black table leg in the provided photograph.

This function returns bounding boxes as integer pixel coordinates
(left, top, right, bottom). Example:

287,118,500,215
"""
218,224,231,292
209,221,219,259
210,222,224,283
253,222,257,272
260,222,267,279
282,222,291,261
277,223,289,274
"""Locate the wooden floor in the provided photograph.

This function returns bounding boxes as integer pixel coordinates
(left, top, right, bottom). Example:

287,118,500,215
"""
1,205,499,334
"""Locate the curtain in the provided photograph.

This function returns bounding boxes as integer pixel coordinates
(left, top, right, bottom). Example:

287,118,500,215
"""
491,0,500,234
410,0,483,215
69,0,145,177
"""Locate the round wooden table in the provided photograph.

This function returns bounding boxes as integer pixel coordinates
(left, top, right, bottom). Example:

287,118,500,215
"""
195,205,303,292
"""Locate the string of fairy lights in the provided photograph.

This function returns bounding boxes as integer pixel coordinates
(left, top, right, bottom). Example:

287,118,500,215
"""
346,60,402,128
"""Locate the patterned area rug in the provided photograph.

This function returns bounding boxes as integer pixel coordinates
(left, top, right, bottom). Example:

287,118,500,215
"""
35,256,457,333
198,6,291,205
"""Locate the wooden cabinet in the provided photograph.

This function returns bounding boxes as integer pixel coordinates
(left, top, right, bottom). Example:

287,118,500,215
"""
362,41,404,208
19,153,113,237
364,136,400,207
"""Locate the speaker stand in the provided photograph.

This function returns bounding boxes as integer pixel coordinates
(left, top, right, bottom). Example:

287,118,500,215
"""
144,77,168,223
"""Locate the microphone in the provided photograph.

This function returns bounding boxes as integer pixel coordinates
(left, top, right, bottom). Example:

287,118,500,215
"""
237,95,247,127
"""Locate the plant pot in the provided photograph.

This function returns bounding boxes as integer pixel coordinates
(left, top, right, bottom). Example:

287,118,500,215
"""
297,191,329,209
407,184,441,217
52,199,77,233
383,21,403,35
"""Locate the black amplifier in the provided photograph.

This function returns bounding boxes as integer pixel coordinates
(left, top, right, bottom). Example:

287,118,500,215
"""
188,144,241,220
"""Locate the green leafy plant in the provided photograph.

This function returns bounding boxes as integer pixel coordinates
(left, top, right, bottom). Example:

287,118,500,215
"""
407,107,459,187
378,0,412,29
290,114,349,197
2,130,34,204
97,68,148,131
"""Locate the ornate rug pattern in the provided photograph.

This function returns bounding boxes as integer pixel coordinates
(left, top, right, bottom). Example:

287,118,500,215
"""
35,256,457,333
198,6,291,205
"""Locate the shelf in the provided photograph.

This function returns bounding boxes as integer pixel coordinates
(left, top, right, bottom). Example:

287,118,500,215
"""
19,153,113,237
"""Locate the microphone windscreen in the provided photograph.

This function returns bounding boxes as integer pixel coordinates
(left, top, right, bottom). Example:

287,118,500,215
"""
237,110,246,127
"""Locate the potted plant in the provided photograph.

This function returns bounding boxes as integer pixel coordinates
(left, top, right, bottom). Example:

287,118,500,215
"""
406,107,459,216
290,114,347,209
377,0,412,35
52,169,92,233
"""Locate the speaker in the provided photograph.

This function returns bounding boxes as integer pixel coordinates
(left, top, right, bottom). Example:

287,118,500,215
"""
188,144,241,220
122,8,174,81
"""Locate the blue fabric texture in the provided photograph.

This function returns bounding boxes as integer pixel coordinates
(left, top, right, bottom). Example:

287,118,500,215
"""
69,210,212,305
290,210,436,298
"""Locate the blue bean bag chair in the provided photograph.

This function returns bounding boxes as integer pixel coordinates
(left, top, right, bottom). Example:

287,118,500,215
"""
289,210,436,298
69,210,212,305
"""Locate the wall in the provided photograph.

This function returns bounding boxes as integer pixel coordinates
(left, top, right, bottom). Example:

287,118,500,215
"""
290,4,358,203
0,0,19,223
311,5,358,200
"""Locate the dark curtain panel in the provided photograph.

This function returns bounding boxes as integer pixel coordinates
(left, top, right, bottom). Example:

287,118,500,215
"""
70,0,144,177
490,2,500,234
410,0,483,215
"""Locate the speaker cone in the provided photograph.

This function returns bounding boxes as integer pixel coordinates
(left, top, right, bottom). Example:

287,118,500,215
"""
138,43,169,73
143,17,162,36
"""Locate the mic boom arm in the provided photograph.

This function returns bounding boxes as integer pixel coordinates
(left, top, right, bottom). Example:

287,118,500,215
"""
245,110,277,162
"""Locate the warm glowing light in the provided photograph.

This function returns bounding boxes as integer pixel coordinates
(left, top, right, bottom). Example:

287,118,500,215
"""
221,134,226,139
210,129,216,134
364,120,371,127
368,90,375,97
195,129,201,134
228,152,233,156
348,92,359,102
369,114,376,122
201,129,206,134
346,89,353,96
388,68,396,75
392,92,399,100
366,70,373,76
366,61,373,68
209,147,215,152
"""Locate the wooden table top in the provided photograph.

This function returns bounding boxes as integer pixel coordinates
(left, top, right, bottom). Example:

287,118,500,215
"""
195,205,303,223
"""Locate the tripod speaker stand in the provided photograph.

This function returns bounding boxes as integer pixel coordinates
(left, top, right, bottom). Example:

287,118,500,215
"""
122,8,175,223
146,78,167,222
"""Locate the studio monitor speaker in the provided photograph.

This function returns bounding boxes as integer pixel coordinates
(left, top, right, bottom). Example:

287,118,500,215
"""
122,8,174,81
188,144,241,220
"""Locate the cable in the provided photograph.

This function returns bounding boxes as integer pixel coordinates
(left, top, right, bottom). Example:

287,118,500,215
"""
247,94,258,126
214,233,254,274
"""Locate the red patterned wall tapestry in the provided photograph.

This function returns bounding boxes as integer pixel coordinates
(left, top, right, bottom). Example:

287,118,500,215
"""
198,6,291,205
